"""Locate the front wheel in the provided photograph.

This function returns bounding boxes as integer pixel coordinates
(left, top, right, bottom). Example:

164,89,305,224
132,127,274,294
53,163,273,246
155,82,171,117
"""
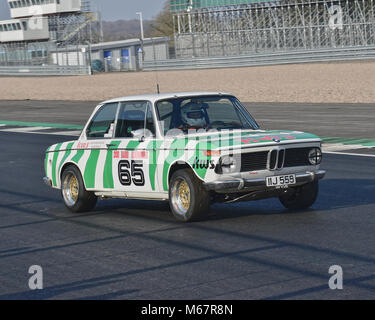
61,165,97,213
169,169,210,222
279,181,319,210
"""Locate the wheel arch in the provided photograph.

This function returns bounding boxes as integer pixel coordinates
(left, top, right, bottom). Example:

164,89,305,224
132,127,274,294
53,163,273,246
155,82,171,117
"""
59,162,87,190
166,161,204,189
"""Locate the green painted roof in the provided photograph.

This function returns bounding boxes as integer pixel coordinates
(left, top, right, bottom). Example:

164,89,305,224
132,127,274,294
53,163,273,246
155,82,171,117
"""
170,0,271,11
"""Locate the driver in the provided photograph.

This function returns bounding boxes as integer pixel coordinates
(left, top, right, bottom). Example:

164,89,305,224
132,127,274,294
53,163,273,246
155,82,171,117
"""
180,102,209,129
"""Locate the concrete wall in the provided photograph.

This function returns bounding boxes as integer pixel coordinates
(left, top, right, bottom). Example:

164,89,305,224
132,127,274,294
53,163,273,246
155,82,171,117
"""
143,42,169,61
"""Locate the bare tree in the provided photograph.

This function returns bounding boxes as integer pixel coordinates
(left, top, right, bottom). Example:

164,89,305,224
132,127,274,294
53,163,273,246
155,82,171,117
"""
150,1,174,38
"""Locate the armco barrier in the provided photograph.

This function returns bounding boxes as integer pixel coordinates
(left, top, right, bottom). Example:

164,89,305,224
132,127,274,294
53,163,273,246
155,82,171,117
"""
0,65,91,76
143,46,375,71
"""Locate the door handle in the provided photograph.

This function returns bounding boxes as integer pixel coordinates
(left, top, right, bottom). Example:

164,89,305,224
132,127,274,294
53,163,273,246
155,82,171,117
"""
106,143,116,149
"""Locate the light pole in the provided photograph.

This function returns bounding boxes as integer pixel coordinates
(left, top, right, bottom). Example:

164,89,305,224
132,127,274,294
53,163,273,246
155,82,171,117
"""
136,12,144,40
136,12,145,70
84,41,92,75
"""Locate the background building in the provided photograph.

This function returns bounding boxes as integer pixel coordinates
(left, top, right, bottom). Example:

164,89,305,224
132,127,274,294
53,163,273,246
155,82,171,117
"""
0,0,169,71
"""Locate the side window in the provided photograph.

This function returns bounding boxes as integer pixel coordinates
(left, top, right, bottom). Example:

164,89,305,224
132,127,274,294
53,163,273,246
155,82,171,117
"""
157,101,174,134
115,101,155,138
86,103,118,139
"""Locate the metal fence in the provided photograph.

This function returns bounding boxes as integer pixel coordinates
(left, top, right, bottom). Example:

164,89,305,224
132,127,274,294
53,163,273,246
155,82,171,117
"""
0,41,92,75
143,45,375,70
0,65,91,76
173,0,375,58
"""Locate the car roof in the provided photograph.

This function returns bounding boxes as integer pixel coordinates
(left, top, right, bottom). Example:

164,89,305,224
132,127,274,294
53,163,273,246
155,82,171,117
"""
101,92,233,104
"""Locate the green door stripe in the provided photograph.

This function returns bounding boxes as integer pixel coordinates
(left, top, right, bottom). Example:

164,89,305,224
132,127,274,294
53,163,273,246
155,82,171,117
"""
148,140,163,191
57,143,74,177
51,143,62,187
162,138,189,191
103,141,121,189
71,149,85,164
84,149,101,189
126,140,141,150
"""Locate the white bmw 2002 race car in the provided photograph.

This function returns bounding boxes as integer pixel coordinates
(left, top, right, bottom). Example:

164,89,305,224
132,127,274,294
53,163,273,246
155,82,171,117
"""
44,92,325,222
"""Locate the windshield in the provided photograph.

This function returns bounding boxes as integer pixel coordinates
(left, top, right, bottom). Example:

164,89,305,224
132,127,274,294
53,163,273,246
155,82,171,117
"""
156,95,259,135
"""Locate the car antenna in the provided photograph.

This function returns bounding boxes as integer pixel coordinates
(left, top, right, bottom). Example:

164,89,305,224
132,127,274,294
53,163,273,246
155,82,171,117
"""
157,83,160,94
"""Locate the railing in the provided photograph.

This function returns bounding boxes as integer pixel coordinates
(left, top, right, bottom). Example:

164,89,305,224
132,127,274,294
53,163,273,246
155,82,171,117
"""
0,65,91,76
143,46,375,71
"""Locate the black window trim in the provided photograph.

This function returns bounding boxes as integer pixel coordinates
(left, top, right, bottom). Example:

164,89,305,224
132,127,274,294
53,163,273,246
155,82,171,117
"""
85,102,120,140
86,100,157,141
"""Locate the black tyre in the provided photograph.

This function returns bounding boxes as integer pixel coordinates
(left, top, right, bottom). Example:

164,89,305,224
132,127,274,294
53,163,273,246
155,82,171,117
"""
279,181,319,210
61,165,97,213
169,169,210,222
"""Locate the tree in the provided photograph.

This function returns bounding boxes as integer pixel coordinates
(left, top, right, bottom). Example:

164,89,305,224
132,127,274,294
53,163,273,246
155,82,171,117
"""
150,1,174,39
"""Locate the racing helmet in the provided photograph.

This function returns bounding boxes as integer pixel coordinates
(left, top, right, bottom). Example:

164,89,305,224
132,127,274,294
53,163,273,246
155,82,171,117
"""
181,102,208,128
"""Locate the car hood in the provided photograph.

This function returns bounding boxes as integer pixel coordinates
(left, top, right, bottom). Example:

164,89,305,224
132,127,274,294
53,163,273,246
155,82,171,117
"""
167,129,321,151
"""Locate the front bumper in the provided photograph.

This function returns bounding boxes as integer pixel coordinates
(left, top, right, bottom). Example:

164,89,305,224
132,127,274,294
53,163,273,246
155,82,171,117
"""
204,170,326,192
43,177,53,187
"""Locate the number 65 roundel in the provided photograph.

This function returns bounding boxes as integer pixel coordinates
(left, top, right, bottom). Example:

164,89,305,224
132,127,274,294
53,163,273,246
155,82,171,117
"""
118,160,145,186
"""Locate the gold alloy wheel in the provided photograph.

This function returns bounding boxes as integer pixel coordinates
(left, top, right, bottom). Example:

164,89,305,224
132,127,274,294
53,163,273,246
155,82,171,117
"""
69,175,79,203
63,172,79,207
171,178,191,216
178,180,191,211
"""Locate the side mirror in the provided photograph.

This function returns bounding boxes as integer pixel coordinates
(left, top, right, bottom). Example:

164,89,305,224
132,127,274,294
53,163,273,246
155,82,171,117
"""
130,128,153,141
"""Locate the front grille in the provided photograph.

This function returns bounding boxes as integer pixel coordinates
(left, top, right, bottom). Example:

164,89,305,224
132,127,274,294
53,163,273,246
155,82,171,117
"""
223,147,313,174
284,148,311,167
240,151,268,172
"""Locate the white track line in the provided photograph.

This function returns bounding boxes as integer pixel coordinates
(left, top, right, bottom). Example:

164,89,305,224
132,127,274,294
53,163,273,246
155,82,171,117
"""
36,130,82,136
0,126,52,132
322,143,373,152
324,151,375,158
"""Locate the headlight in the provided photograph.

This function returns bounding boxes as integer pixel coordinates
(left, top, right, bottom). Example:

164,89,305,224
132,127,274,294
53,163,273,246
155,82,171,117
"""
218,155,238,174
308,148,322,165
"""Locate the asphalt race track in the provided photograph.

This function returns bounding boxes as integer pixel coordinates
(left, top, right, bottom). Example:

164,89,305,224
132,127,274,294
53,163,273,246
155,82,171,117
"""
0,131,374,300
0,100,375,139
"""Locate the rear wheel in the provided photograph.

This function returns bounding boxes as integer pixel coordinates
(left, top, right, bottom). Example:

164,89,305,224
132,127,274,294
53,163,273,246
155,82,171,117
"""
61,165,97,213
279,181,319,210
169,169,210,222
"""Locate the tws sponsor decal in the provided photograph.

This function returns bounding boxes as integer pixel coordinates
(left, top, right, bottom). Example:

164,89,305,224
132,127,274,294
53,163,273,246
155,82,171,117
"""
192,157,216,170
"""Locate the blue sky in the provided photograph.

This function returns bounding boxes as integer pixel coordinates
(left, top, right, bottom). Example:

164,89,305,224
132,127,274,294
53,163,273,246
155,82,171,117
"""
0,0,166,21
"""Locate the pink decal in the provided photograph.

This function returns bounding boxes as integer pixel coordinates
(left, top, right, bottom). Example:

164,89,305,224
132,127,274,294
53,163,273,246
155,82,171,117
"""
121,151,129,159
132,151,149,159
77,142,89,149
241,138,259,144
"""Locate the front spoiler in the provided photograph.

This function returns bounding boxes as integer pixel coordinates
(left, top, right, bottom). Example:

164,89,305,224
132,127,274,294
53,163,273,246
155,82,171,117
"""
204,170,326,192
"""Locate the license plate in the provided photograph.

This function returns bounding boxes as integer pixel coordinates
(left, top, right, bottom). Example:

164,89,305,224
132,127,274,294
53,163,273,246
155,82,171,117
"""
266,174,296,187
